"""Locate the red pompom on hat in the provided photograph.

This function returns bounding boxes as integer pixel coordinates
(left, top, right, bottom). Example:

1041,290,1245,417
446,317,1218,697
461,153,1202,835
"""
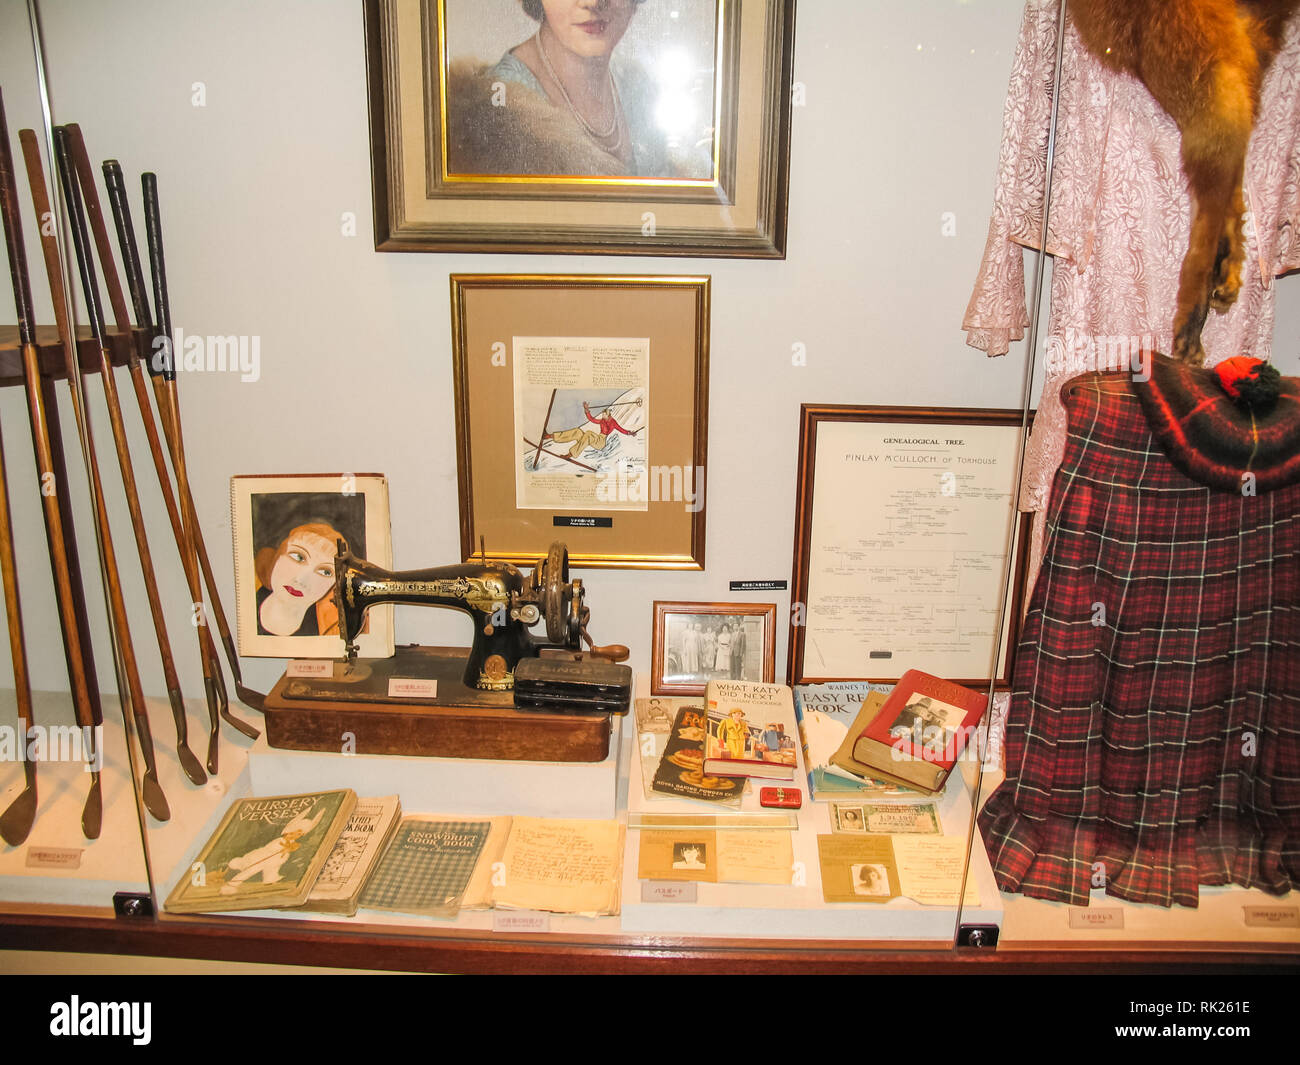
1213,355,1282,409
1131,353,1300,492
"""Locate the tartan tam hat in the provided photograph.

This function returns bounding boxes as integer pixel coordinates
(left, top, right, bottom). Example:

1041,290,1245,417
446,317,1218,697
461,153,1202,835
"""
1131,353,1300,493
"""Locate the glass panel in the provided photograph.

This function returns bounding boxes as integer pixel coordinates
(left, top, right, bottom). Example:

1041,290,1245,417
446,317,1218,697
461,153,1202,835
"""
958,0,1300,955
4,0,1295,969
0,2,151,917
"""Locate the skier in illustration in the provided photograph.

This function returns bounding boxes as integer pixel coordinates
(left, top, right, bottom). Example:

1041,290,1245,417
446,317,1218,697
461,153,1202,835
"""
544,400,637,459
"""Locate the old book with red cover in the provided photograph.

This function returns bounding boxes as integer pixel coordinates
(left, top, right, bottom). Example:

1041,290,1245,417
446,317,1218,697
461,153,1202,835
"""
841,670,988,794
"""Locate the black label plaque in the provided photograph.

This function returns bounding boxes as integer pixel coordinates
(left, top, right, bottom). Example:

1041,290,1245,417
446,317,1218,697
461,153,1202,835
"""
553,516,613,528
728,580,787,591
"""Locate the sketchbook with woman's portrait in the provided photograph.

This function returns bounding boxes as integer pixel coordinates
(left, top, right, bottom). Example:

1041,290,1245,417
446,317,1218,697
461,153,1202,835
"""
231,474,395,659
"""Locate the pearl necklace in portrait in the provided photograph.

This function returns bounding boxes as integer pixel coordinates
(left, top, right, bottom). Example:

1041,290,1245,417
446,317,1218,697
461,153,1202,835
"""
535,28,625,151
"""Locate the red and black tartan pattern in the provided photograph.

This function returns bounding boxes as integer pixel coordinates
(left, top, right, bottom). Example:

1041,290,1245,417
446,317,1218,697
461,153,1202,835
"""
1134,354,1300,493
979,373,1300,907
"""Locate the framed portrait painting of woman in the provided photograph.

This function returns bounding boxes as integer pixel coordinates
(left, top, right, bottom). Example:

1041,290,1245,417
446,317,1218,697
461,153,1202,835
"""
364,0,795,255
230,474,395,660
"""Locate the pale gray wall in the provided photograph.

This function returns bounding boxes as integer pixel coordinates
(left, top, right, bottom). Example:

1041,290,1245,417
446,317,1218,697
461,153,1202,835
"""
0,0,1295,711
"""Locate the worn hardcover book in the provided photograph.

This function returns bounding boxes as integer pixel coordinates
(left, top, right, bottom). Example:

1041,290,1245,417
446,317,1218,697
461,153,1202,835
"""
164,790,357,914
835,670,988,794
796,689,921,799
358,817,492,918
297,795,402,916
651,704,745,805
702,679,799,780
794,683,895,788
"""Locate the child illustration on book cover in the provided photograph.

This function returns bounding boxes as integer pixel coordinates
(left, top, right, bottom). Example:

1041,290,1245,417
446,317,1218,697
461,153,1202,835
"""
218,806,327,895
193,794,343,900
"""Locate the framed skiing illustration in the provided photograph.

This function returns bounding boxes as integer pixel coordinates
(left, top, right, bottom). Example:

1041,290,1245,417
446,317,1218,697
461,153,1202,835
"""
451,274,710,569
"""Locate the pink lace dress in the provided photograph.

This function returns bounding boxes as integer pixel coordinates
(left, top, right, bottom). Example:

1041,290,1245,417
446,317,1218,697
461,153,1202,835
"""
964,0,1300,583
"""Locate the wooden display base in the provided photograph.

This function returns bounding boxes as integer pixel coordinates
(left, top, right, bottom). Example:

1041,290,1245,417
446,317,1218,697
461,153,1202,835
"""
263,646,612,762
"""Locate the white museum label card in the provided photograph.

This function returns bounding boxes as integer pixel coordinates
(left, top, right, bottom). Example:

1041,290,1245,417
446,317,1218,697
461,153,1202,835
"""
1068,908,1125,930
641,881,699,903
388,677,438,699
286,660,333,678
1242,905,1299,928
26,847,82,870
492,910,551,934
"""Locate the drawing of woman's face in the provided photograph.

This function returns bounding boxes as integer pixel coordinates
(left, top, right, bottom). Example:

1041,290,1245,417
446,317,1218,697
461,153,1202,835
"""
268,530,337,608
541,0,636,60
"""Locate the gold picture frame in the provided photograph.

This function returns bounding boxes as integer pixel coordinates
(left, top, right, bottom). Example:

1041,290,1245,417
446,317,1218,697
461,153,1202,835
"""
787,405,1033,689
364,0,795,255
451,274,709,568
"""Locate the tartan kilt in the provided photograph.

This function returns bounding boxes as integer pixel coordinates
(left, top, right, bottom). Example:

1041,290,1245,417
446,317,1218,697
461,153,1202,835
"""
978,373,1300,907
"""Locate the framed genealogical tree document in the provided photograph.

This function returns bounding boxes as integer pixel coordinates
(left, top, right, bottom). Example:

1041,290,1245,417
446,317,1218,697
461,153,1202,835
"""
788,407,1031,688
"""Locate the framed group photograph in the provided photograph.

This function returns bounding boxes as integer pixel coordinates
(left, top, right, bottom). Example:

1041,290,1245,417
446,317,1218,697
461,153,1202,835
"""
452,274,709,569
787,406,1032,689
651,601,776,695
364,0,794,255
230,474,394,660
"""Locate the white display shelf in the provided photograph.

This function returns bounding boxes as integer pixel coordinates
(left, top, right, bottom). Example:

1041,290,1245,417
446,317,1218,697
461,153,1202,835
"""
0,689,255,910
2,684,1294,955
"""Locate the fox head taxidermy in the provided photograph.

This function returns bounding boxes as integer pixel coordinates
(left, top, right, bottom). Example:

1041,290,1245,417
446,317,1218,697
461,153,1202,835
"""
1069,0,1299,365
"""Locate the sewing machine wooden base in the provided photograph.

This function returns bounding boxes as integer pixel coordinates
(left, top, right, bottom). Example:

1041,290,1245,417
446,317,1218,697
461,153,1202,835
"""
262,646,612,762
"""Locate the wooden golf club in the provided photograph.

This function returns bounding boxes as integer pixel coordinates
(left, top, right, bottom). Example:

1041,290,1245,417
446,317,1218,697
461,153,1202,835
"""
105,160,260,738
47,126,169,820
0,389,36,846
0,90,106,840
141,170,265,725
17,128,113,835
65,125,208,782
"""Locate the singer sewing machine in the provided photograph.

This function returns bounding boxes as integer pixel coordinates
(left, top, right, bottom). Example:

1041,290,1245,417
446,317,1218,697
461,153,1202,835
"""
334,541,626,692
262,542,631,762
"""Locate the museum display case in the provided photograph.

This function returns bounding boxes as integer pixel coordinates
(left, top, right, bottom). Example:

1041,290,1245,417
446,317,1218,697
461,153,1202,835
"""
0,0,1296,975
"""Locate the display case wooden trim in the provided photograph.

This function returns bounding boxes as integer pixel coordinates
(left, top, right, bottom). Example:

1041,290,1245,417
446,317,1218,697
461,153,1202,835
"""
0,912,1294,975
